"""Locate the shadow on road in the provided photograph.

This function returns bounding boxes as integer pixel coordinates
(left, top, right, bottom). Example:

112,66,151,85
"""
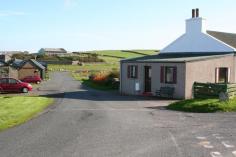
39,90,173,102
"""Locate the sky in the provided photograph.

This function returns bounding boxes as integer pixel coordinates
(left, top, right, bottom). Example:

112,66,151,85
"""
0,0,236,53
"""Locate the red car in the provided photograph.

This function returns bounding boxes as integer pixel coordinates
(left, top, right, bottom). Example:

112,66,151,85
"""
0,78,33,93
21,76,42,84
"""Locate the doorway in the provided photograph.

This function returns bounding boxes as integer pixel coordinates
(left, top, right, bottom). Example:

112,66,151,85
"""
144,66,152,92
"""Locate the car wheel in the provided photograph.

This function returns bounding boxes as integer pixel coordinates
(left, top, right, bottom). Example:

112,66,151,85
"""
22,88,29,93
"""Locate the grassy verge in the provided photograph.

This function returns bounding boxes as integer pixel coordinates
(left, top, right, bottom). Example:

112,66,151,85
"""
0,96,53,131
167,98,236,113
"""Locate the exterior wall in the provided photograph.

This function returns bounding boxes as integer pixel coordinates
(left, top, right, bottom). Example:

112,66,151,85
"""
0,66,9,78
185,55,235,99
120,62,186,99
8,67,18,79
0,66,18,79
18,62,41,80
0,54,11,62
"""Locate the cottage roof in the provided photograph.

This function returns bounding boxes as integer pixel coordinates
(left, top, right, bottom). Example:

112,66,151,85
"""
12,59,45,70
11,59,24,68
207,31,236,49
29,59,45,70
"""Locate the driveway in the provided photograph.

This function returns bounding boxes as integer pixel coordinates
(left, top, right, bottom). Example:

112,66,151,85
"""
0,72,236,157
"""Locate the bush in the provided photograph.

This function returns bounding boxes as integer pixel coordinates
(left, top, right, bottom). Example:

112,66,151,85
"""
92,72,108,84
88,70,120,89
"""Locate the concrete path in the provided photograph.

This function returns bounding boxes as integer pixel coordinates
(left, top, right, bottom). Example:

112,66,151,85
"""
0,72,236,157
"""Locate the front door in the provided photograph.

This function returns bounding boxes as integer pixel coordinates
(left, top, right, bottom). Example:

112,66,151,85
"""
144,66,152,92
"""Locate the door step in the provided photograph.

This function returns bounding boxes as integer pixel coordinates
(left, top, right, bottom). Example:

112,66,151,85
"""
142,92,153,96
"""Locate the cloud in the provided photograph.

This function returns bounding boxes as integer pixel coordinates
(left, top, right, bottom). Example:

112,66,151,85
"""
0,11,25,17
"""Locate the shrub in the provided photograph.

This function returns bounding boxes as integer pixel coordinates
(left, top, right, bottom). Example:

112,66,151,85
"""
92,72,108,84
88,70,120,89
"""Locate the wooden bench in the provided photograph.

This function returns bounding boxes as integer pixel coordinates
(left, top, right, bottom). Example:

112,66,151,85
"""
156,87,175,99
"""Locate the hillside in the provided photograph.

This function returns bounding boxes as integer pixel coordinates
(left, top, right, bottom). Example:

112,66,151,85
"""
81,50,158,63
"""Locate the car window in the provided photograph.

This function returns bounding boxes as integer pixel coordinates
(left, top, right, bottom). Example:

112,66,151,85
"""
9,79,18,84
0,79,7,84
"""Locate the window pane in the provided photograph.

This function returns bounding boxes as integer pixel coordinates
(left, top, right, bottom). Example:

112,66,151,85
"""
165,67,174,83
9,79,17,84
219,68,228,83
149,68,152,78
0,79,7,83
132,66,136,77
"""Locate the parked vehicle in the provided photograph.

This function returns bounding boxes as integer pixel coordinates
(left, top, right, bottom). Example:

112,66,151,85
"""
0,78,33,93
21,76,42,84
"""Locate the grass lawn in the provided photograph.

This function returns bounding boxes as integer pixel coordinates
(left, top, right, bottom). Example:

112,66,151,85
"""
0,96,53,131
167,98,236,113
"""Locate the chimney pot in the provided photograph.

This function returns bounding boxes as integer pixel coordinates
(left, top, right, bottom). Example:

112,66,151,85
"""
196,8,199,17
192,9,195,18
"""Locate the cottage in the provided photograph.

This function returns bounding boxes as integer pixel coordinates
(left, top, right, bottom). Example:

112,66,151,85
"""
38,48,67,56
0,61,18,79
12,59,46,80
120,9,236,99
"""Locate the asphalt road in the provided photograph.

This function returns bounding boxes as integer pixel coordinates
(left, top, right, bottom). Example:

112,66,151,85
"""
0,72,236,157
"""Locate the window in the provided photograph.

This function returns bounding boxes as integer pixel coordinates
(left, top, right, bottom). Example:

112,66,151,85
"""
0,78,7,84
216,67,230,83
9,79,18,84
127,65,138,79
160,66,177,84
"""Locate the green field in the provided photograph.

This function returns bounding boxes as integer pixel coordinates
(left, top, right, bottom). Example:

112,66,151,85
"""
167,98,236,113
49,49,157,88
0,96,53,131
49,49,158,71
85,50,157,59
49,63,118,72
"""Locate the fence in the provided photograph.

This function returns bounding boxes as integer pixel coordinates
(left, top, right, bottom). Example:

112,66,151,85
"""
193,82,236,98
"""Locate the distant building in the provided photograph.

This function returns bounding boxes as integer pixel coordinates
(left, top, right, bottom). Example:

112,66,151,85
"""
0,54,12,62
0,51,29,55
38,48,67,56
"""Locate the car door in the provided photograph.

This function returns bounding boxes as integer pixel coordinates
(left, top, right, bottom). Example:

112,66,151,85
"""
0,78,8,91
8,78,19,92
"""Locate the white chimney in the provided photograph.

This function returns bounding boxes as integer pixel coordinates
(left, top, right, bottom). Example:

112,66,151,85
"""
186,9,206,34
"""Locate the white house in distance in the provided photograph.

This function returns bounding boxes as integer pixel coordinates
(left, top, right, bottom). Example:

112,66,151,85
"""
120,9,236,99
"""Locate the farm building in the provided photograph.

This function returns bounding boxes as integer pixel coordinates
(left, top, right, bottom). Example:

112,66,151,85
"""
38,48,67,56
120,9,236,99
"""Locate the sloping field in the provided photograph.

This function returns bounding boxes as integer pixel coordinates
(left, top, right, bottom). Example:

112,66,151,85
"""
84,50,158,59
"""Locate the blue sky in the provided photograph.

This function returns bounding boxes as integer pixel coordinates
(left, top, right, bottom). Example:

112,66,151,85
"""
0,0,236,52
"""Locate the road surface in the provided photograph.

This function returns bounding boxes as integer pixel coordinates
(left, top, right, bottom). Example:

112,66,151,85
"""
0,72,236,157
